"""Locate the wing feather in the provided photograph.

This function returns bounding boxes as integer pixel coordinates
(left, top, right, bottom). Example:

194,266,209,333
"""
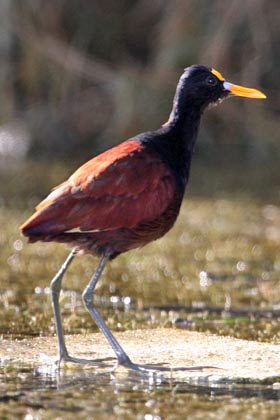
20,140,176,236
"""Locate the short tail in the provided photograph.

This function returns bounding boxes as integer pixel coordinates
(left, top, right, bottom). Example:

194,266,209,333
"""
20,213,65,242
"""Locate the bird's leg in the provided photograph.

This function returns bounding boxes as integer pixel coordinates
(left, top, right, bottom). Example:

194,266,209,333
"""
82,255,133,367
82,257,178,374
50,247,77,364
52,254,183,374
50,250,115,368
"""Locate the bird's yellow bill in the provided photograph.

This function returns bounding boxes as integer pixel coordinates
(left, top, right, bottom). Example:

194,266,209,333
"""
223,81,266,99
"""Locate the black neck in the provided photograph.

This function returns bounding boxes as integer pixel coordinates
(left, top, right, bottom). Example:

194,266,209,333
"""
167,104,202,156
141,102,202,190
137,79,206,192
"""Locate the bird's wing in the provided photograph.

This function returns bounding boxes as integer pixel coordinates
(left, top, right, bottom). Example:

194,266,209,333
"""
21,140,176,235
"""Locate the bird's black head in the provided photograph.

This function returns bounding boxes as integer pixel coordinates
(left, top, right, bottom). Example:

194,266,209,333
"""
168,65,266,123
178,65,228,109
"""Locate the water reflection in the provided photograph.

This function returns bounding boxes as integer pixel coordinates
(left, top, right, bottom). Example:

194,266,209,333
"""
1,360,280,419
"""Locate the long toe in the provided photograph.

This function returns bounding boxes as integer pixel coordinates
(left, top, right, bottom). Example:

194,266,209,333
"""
58,354,115,368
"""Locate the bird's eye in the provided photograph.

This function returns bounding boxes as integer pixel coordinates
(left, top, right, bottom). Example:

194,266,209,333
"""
206,76,217,86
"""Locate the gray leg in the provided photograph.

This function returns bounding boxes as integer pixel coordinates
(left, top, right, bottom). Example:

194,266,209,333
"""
82,257,180,374
50,248,77,363
51,251,175,374
50,249,114,368
82,255,132,366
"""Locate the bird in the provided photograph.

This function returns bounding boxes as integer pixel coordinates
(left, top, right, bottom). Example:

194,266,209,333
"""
20,65,266,372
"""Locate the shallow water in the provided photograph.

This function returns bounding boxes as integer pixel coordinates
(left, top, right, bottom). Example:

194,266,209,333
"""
1,360,280,420
0,157,280,419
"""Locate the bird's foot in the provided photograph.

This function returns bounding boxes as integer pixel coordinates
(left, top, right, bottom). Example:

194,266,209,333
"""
116,356,173,376
55,352,115,369
117,356,208,376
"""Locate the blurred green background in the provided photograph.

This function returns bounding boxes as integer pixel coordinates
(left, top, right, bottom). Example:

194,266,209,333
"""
0,0,278,166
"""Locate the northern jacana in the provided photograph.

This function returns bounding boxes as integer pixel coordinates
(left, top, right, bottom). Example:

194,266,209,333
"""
20,65,266,372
